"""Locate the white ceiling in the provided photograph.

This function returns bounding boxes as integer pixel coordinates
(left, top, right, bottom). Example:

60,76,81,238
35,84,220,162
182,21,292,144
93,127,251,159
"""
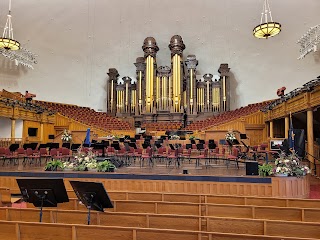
0,0,319,111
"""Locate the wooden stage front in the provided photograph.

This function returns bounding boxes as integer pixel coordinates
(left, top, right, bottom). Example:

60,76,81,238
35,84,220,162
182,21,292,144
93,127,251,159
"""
0,163,310,199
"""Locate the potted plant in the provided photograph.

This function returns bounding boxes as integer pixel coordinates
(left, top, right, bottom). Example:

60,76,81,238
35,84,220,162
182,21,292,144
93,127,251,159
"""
44,159,64,171
189,135,195,140
258,163,273,177
97,159,116,172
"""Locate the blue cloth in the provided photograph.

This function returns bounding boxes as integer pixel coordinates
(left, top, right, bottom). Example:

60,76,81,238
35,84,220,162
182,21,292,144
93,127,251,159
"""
288,117,295,150
84,128,91,146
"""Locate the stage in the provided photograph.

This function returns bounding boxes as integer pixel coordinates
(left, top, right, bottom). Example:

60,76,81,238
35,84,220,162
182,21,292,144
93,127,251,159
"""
0,161,310,199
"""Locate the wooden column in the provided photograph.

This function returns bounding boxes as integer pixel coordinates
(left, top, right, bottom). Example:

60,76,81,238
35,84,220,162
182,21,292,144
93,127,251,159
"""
269,121,274,139
11,119,16,143
40,122,44,142
284,116,289,138
307,109,314,171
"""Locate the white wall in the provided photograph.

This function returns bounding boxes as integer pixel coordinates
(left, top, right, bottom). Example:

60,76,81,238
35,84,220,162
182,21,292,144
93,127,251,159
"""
0,117,11,138
0,117,23,138
0,0,319,111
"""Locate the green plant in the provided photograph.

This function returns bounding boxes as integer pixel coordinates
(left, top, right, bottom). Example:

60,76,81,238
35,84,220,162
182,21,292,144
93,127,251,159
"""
44,159,64,171
97,160,116,172
258,163,273,177
189,135,195,140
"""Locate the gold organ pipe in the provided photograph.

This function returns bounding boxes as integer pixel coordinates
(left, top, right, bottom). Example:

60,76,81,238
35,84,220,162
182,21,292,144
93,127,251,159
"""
110,81,114,113
139,71,142,100
150,57,154,112
190,69,193,100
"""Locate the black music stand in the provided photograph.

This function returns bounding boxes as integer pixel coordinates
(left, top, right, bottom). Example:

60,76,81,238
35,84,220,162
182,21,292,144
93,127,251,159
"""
9,144,19,152
129,142,137,149
169,144,175,150
70,181,113,225
186,144,192,149
16,178,69,222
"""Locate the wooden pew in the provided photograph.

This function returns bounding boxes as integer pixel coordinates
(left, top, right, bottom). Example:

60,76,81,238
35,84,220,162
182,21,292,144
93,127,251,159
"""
0,217,319,240
20,197,320,223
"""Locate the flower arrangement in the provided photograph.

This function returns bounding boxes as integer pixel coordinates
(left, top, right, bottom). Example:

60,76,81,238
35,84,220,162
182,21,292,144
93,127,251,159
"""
225,130,236,142
272,151,310,177
61,129,72,142
170,134,180,140
62,147,97,171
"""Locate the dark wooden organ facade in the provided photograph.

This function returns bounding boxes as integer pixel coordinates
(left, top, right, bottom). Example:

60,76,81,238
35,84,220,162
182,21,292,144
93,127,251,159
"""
106,35,231,125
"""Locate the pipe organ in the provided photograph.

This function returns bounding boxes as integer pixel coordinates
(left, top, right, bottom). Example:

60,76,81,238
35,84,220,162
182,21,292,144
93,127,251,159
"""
106,35,231,125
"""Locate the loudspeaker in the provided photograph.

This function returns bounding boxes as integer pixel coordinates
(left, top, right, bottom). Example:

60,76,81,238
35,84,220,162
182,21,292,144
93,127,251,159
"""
246,161,259,175
183,169,188,174
48,134,54,139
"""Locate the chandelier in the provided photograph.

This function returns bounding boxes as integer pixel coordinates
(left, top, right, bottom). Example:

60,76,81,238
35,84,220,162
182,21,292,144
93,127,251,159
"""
0,0,37,69
253,0,281,39
297,24,320,60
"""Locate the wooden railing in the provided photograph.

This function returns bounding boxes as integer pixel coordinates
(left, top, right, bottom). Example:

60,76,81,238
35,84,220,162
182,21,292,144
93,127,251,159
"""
0,138,22,147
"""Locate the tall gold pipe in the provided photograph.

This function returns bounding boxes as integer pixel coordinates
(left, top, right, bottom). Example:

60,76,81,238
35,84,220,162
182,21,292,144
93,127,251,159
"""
110,81,113,113
190,69,193,101
151,57,154,112
139,71,142,99
223,76,226,111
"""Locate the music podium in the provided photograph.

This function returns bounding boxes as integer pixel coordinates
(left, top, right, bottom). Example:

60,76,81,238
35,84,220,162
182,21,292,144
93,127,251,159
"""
16,178,69,222
70,181,113,225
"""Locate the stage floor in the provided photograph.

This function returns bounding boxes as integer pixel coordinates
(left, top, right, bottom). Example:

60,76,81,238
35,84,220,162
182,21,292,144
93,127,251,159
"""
0,160,247,177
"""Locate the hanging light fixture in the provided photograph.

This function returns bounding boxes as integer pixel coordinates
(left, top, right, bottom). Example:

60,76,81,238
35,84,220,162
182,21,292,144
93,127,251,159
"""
0,0,20,50
253,0,281,39
0,0,37,69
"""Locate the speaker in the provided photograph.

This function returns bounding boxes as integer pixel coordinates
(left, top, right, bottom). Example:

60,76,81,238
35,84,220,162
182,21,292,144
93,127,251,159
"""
48,135,54,139
246,161,259,175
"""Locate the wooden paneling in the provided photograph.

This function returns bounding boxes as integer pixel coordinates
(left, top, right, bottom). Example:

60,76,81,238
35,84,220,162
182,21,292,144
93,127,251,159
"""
0,175,310,199
0,220,316,240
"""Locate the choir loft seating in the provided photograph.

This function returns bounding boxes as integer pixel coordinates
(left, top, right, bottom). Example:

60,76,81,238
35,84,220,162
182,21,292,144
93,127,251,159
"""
37,101,132,131
185,101,271,131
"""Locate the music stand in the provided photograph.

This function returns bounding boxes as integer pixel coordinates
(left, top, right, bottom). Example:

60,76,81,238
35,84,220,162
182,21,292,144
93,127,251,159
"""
169,144,175,150
16,178,69,222
94,143,106,157
70,181,113,225
196,144,204,151
62,142,71,149
186,144,192,149
9,144,19,152
129,142,137,149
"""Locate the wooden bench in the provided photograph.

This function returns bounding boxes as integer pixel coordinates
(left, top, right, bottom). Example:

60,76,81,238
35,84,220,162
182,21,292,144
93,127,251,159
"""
0,217,319,240
22,198,320,223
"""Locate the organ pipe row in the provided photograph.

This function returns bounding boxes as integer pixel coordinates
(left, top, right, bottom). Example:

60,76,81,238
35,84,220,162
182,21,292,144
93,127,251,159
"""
106,35,231,123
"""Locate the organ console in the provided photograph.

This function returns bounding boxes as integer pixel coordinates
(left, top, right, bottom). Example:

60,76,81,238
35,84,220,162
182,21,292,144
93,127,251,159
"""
106,35,231,126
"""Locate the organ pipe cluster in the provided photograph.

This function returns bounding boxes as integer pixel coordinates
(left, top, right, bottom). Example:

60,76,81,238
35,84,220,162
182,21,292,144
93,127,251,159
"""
106,35,231,122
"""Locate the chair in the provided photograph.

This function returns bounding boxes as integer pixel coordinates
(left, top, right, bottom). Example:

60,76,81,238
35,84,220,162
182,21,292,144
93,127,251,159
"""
194,148,208,167
227,147,240,168
39,148,51,164
141,147,153,167
166,148,179,167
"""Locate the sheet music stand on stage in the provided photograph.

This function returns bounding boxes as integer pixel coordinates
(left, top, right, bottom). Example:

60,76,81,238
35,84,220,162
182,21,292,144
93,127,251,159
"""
16,178,69,222
70,181,113,225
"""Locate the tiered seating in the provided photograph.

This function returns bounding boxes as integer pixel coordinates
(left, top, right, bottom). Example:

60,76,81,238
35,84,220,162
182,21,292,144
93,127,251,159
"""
185,101,271,131
142,122,182,132
37,101,132,131
2,188,320,239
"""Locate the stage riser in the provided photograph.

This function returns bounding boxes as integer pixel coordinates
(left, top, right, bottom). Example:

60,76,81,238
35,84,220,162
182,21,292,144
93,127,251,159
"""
0,175,310,198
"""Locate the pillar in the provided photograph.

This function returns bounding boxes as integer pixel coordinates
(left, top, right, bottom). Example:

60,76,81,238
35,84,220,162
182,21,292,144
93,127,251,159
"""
270,120,274,139
11,118,16,143
40,122,44,142
307,109,314,171
284,116,289,138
